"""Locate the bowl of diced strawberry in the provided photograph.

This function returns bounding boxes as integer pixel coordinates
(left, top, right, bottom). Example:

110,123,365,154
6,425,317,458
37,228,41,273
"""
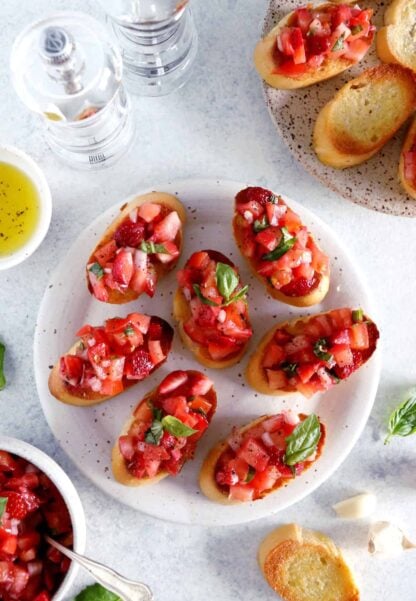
0,437,86,601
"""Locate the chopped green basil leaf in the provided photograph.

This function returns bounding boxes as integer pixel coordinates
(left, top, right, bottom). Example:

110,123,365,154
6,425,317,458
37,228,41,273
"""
140,241,168,254
385,392,416,444
216,262,239,301
0,497,8,520
222,285,249,306
281,362,298,377
0,343,6,391
262,227,296,261
269,193,277,204
332,34,345,52
162,415,197,437
245,466,256,483
352,308,364,323
351,24,363,35
152,406,163,422
74,583,121,601
88,262,104,279
313,338,333,362
253,215,269,232
124,325,135,336
145,419,163,445
193,284,219,306
284,414,321,466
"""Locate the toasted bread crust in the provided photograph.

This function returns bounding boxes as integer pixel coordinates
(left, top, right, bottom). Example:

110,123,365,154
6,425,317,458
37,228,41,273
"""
377,0,416,71
314,64,416,168
173,289,249,369
399,116,416,199
258,524,360,601
233,217,329,307
87,191,186,304
254,3,369,90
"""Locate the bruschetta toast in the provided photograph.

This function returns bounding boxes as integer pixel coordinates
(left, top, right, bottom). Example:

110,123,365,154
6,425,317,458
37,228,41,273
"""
246,308,379,398
86,191,186,303
48,313,174,406
233,187,330,307
377,0,416,72
399,115,416,199
254,3,374,89
199,412,325,504
258,524,360,601
173,250,253,368
112,370,217,486
313,64,416,168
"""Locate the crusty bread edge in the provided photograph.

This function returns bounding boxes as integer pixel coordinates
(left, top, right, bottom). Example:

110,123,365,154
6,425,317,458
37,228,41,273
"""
399,117,416,199
376,0,414,68
87,191,187,305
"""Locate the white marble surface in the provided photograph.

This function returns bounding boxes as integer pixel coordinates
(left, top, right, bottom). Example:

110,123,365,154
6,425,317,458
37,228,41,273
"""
1,1,416,599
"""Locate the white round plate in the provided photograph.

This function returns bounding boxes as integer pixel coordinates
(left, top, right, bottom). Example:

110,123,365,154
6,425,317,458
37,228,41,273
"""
34,179,380,525
262,0,416,217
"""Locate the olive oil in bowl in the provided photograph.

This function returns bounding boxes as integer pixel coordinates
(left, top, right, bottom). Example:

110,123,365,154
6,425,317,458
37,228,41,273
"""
0,162,40,257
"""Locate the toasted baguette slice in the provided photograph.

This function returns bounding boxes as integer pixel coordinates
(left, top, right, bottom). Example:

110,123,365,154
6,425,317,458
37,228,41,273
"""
112,370,217,486
200,413,325,504
399,115,416,198
377,0,416,72
48,314,174,407
258,524,360,601
246,308,379,398
87,191,186,304
254,3,374,90
314,64,416,168
173,250,253,368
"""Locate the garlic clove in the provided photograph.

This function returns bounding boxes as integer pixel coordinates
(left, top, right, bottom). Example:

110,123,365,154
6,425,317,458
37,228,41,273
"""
332,492,377,519
368,521,416,556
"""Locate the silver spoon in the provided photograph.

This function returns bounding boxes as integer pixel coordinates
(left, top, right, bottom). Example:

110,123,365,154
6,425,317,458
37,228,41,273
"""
46,536,153,601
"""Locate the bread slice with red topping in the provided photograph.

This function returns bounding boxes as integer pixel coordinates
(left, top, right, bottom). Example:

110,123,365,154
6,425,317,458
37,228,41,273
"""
254,3,374,90
399,115,416,199
173,250,253,368
112,370,217,486
246,308,379,398
199,412,325,504
377,0,416,73
86,191,186,304
48,313,174,406
233,187,330,307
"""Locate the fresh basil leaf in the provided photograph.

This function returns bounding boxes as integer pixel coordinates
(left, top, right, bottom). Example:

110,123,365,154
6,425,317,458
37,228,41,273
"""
216,263,239,301
262,227,296,261
0,343,5,391
245,466,256,483
313,338,333,362
124,325,135,337
284,414,321,466
351,24,363,35
222,285,249,306
253,216,269,232
332,34,345,52
88,262,104,279
192,284,219,306
352,308,363,323
162,415,197,437
385,393,416,444
152,406,163,422
140,241,168,254
74,583,121,601
281,362,298,376
0,497,8,520
145,419,163,445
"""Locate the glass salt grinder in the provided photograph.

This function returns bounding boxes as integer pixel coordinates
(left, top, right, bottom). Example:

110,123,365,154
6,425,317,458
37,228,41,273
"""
10,12,134,170
97,0,198,96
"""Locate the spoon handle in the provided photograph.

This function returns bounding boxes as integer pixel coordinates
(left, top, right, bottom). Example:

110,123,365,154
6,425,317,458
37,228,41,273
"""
46,536,153,601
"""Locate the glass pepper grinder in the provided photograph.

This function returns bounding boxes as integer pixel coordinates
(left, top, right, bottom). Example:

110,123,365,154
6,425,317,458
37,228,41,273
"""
97,0,198,96
10,12,134,170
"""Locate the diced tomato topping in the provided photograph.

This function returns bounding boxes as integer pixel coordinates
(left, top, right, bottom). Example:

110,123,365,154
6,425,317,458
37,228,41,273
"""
237,438,270,471
59,355,84,385
112,249,134,286
349,322,369,350
94,240,117,266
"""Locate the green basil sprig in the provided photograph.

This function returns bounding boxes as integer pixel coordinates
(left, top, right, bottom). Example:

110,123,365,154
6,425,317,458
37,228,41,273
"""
192,284,219,307
253,215,269,232
281,362,298,376
284,414,321,466
245,466,256,483
262,227,296,261
140,241,168,254
313,338,333,362
192,262,248,307
88,262,104,279
74,583,121,601
0,343,6,391
352,308,363,323
0,497,8,520
332,34,345,52
145,407,197,445
385,392,416,444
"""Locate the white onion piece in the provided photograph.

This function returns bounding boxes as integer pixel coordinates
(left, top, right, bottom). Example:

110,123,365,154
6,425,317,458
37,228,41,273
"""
217,310,226,323
261,432,275,447
282,409,300,426
243,210,253,223
333,493,376,519
227,428,243,452
129,208,138,223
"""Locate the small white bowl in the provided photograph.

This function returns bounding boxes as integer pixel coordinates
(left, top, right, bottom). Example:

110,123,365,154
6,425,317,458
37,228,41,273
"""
0,436,86,601
0,146,52,270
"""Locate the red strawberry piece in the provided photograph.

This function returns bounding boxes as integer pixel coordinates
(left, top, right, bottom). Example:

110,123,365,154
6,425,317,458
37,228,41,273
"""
280,276,318,297
152,211,181,242
112,250,134,286
33,591,51,601
114,219,146,247
125,349,153,380
158,371,188,395
1,492,29,519
236,186,275,206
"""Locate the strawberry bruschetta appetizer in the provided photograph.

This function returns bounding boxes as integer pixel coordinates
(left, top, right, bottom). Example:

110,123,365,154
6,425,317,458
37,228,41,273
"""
112,370,217,485
246,308,379,398
233,187,330,307
48,313,174,406
254,3,375,89
174,250,253,368
200,412,325,503
87,192,186,303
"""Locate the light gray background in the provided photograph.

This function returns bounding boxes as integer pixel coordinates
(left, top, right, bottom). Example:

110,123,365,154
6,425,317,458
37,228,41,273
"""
1,1,415,599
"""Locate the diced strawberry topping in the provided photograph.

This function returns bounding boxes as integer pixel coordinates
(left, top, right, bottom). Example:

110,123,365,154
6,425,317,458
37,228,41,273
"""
114,219,146,247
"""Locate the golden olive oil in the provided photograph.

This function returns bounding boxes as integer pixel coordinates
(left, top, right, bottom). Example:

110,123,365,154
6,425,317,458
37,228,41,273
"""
0,162,40,256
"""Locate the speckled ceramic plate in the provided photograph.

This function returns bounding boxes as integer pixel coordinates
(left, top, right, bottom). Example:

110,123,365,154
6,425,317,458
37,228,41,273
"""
261,0,416,217
34,179,381,525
